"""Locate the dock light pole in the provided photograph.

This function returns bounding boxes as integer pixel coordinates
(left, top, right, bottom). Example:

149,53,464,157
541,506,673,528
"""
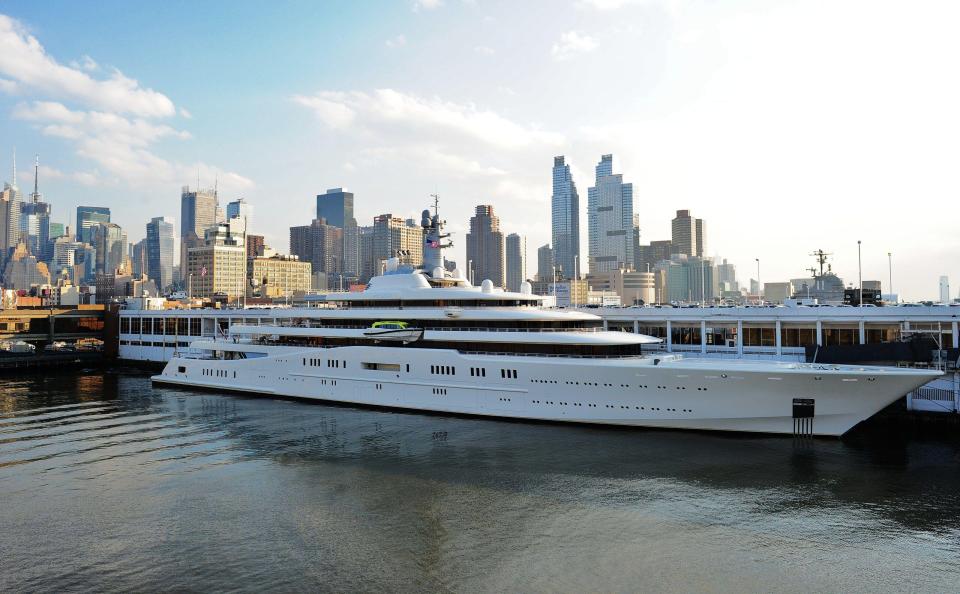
887,252,893,303
857,240,863,307
755,258,760,304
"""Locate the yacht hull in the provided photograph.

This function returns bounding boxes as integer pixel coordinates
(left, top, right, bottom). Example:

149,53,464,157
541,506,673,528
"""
152,345,938,437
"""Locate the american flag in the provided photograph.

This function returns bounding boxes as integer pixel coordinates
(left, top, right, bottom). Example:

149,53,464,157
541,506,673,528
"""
200,266,207,277
428,240,439,248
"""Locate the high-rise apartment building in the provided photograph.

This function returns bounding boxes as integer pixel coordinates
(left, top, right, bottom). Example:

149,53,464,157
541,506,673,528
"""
587,154,634,274
249,255,312,298
290,218,344,279
76,206,110,244
635,240,675,273
317,188,359,277
536,244,554,281
465,205,505,287
505,233,526,292
246,234,265,260
146,216,175,292
358,225,375,283
186,220,246,300
551,156,580,279
940,276,951,303
371,214,423,273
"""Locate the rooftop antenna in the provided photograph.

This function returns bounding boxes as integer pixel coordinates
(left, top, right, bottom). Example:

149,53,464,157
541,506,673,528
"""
11,147,15,188
809,249,833,276
429,193,439,217
32,154,39,203
214,174,218,200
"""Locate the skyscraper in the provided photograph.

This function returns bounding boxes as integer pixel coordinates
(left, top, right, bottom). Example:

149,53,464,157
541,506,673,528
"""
505,233,526,292
0,184,20,271
671,210,699,257
940,276,951,303
695,218,706,258
92,223,127,275
536,244,554,281
21,156,51,261
76,206,111,245
587,154,634,274
317,188,359,277
180,186,218,277
146,216,175,292
226,198,253,230
130,240,147,277
290,218,343,279
551,156,580,279
465,205,505,287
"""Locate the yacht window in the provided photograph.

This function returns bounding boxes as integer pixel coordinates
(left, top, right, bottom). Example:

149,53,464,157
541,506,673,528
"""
362,362,401,372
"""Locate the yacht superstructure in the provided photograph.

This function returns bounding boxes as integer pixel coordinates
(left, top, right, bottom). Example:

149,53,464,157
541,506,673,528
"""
152,205,940,437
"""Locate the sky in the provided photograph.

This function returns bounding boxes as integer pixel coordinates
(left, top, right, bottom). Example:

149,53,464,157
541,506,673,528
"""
0,0,957,301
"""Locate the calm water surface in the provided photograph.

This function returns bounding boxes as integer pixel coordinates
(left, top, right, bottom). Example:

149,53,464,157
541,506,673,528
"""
1,370,959,592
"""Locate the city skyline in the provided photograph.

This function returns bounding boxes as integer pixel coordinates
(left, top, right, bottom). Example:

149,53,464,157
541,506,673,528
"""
0,2,958,300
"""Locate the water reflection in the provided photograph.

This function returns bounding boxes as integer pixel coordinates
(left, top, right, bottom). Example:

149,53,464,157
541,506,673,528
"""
1,370,958,592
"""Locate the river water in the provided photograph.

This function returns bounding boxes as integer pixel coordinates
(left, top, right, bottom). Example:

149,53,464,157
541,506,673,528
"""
1,370,959,592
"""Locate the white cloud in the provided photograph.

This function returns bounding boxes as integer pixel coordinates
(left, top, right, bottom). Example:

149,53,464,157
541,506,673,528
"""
179,107,192,119
292,92,356,128
294,88,563,149
577,0,640,9
385,34,407,48
551,31,598,60
0,15,175,117
69,55,99,72
413,0,444,11
12,100,254,193
72,170,100,186
0,15,252,201
474,45,495,55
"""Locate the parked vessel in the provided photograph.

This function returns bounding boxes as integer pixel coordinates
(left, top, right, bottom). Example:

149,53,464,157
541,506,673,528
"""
153,203,940,436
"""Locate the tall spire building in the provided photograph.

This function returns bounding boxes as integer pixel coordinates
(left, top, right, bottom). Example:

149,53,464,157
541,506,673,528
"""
551,156,580,279
21,155,52,261
587,154,634,274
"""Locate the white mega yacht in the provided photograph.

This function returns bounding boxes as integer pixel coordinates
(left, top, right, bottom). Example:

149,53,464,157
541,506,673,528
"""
153,207,939,437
